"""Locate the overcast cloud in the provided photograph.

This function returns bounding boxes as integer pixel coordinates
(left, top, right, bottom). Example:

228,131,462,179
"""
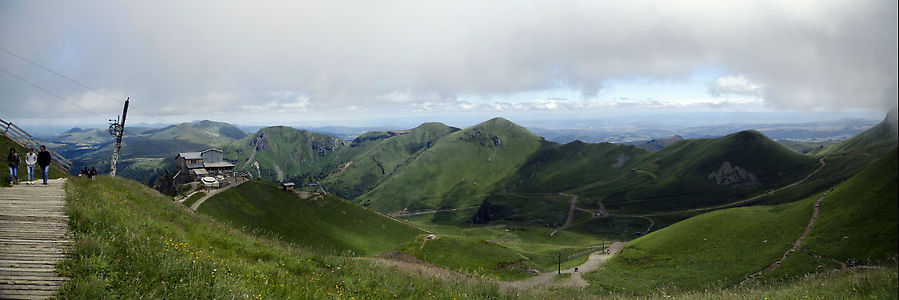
0,0,896,125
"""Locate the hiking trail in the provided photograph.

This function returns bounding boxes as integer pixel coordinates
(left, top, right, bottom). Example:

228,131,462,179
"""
0,178,70,299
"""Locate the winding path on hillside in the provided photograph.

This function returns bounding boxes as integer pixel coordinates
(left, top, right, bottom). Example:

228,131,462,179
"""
502,241,626,289
549,193,579,236
740,187,830,285
189,177,248,211
0,178,69,299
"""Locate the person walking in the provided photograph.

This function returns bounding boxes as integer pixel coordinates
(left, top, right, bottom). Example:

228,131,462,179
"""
7,147,19,185
37,145,51,185
25,148,37,185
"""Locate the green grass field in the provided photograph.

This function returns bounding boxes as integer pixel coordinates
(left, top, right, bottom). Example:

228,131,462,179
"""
396,236,534,280
803,147,898,263
59,176,514,299
197,180,423,256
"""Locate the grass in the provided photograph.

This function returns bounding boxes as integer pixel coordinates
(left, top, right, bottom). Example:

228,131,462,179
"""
197,180,423,256
585,196,814,293
359,117,547,212
59,176,513,299
322,122,459,200
395,236,534,281
803,147,898,263
181,192,205,207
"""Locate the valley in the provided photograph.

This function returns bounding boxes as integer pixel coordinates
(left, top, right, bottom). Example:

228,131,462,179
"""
3,110,896,299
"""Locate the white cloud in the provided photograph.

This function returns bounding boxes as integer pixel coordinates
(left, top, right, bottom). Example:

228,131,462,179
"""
708,75,765,97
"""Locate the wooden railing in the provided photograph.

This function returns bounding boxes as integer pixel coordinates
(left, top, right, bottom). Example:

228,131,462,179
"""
0,118,73,171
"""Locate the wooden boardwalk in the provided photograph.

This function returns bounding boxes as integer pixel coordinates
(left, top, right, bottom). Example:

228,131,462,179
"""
0,178,69,299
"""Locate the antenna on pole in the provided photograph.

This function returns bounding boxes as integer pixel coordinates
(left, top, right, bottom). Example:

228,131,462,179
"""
108,97,129,176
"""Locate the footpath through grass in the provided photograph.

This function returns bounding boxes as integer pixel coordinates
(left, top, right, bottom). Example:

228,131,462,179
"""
58,176,510,299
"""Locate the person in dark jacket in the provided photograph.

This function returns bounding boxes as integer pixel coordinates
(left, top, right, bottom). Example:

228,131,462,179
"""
7,147,19,185
89,166,97,179
37,145,51,185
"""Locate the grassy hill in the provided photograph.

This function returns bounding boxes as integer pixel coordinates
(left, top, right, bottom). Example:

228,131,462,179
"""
395,236,534,280
197,180,423,256
357,117,547,212
802,147,898,263
142,120,247,147
60,176,513,299
322,122,459,199
584,147,899,293
811,109,898,156
223,126,351,183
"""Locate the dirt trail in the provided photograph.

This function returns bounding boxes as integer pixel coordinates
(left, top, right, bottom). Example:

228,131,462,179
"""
502,242,626,290
549,193,579,236
189,177,248,211
740,186,829,285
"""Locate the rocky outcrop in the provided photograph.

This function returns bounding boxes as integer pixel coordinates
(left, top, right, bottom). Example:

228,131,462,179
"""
152,169,176,195
707,161,759,188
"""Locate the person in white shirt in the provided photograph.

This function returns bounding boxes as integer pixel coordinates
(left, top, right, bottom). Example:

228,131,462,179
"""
25,148,37,185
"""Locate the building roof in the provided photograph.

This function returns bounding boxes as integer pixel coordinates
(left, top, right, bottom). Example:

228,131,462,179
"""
282,182,296,186
178,152,203,160
185,163,205,169
201,148,223,154
191,169,209,175
204,162,235,168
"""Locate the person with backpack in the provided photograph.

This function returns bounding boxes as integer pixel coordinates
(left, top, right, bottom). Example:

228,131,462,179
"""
25,148,37,185
7,147,19,185
37,145,51,185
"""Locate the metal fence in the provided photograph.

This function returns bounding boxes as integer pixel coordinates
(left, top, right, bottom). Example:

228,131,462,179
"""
1,118,72,171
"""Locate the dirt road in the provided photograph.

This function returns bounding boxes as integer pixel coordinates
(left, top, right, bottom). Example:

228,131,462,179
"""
502,241,626,289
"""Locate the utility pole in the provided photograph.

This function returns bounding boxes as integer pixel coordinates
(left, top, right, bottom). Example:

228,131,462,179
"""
108,98,129,176
558,250,561,274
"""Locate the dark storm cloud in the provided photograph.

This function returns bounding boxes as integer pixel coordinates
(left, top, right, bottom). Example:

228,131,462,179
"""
0,0,895,123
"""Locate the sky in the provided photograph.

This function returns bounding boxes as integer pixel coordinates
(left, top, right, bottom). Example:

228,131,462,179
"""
1,0,896,129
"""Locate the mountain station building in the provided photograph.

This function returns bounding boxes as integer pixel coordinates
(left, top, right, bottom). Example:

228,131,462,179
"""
175,148,236,179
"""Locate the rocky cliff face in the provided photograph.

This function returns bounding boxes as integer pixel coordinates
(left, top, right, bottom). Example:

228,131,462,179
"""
707,161,759,189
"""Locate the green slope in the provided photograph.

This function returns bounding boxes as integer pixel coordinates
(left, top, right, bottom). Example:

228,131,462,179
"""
810,109,898,156
223,126,351,184
585,196,813,292
358,117,547,212
322,122,459,199
60,176,510,299
508,141,649,193
585,130,816,213
142,120,247,147
197,180,423,255
395,236,534,280
803,147,898,263
585,148,899,293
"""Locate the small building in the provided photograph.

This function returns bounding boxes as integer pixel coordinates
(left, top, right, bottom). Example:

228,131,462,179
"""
176,148,236,180
282,182,295,191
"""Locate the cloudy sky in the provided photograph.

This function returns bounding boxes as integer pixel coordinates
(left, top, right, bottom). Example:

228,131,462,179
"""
1,0,896,127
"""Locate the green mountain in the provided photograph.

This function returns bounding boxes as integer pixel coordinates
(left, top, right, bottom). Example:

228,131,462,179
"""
357,117,547,212
810,108,898,156
321,122,459,199
222,126,350,183
584,147,898,293
197,180,424,256
142,120,247,147
506,130,816,214
56,120,246,184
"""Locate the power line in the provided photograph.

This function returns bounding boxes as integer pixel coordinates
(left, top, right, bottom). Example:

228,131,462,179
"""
0,47,171,125
0,65,173,157
0,66,107,120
